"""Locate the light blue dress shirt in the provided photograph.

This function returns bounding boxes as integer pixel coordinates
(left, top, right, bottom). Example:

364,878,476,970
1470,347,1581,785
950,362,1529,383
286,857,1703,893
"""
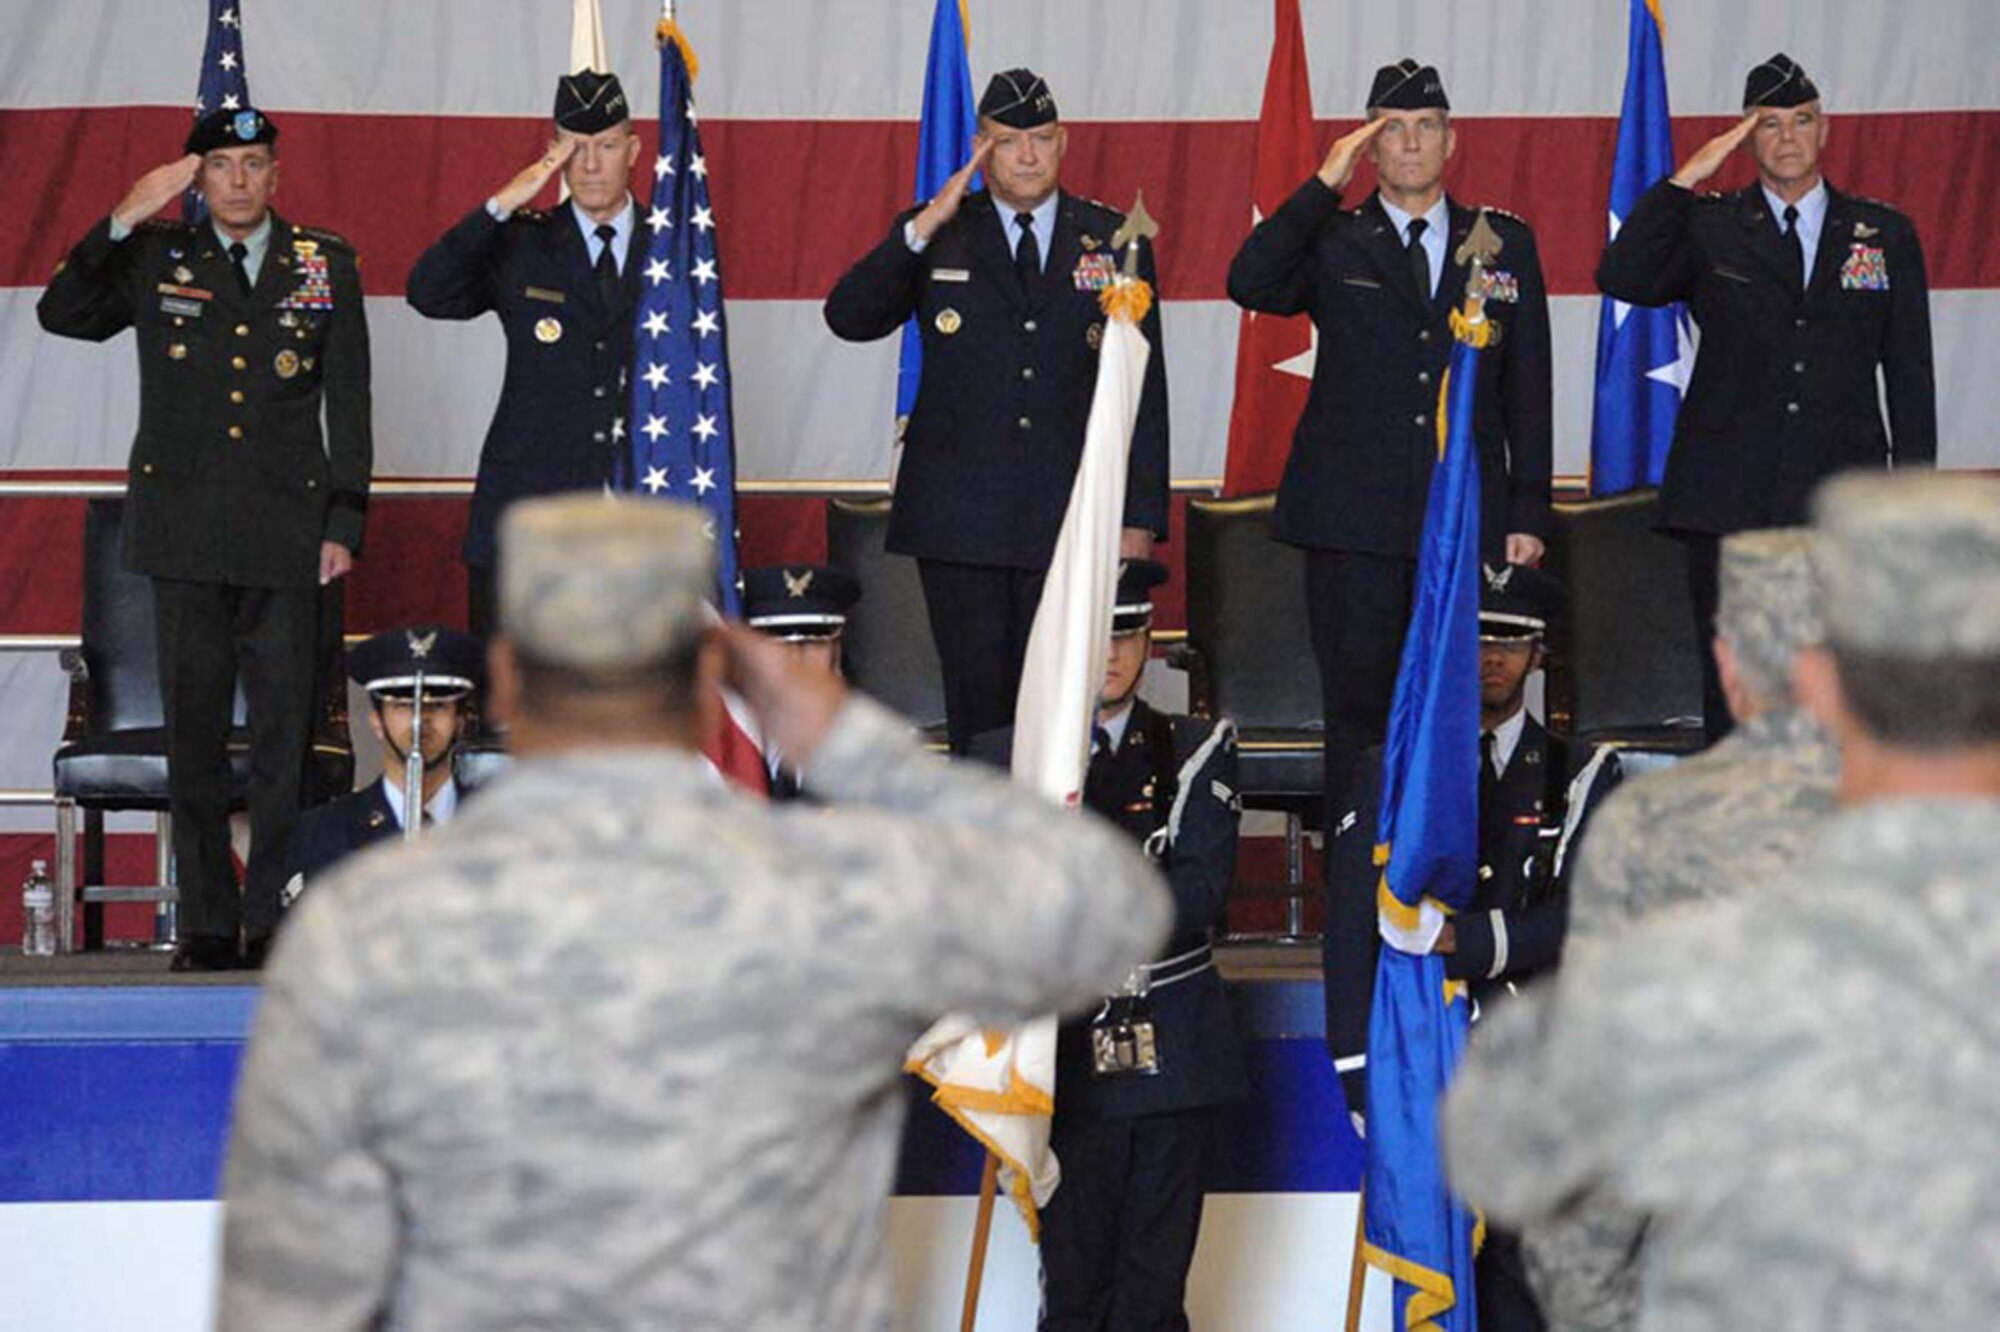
1761,180,1828,282
1378,193,1449,300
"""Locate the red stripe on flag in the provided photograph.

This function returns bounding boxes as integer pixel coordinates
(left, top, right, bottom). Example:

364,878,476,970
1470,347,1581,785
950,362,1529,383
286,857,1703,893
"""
5,108,1998,298
1222,0,1318,498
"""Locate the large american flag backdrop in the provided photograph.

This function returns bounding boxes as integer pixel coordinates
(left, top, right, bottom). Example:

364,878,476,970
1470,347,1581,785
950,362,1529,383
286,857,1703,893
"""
1,0,1997,897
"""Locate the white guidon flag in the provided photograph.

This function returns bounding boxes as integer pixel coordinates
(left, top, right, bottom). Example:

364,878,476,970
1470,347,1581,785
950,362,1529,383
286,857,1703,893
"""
906,265,1156,1237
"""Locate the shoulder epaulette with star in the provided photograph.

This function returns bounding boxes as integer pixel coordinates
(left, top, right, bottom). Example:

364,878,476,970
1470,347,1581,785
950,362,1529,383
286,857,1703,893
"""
292,224,356,254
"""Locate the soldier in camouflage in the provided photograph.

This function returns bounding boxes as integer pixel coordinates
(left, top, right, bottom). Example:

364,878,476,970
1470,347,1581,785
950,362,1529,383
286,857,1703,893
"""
1517,529,1837,1330
217,495,1173,1332
1444,472,2000,1331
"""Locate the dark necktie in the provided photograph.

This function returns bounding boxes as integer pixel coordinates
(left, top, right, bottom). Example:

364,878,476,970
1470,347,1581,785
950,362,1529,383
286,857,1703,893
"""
1013,211,1041,292
1781,204,1805,292
1091,724,1112,757
594,223,620,308
1479,730,1499,817
1406,217,1432,305
228,240,251,296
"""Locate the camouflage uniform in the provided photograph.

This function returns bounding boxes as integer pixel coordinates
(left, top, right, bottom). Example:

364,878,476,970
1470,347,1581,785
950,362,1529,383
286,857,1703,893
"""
1449,803,2000,1331
1517,531,1834,1330
1445,475,2000,1331
1565,705,1838,943
218,495,1174,1332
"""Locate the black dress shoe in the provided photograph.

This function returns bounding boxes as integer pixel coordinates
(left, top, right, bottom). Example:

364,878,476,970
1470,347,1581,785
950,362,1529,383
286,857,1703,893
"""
238,935,273,971
169,936,240,973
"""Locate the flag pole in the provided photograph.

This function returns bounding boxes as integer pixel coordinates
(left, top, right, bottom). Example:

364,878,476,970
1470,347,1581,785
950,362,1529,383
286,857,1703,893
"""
1343,1182,1367,1331
958,1152,1002,1332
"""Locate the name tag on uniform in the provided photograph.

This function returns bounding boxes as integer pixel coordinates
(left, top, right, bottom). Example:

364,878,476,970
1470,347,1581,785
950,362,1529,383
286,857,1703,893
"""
931,268,971,283
1712,266,1752,284
159,296,206,318
1072,253,1117,291
1840,243,1890,291
524,286,567,303
1340,276,1383,289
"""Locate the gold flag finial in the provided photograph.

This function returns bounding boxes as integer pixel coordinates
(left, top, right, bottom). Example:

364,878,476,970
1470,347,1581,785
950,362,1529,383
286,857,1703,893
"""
1111,192,1159,277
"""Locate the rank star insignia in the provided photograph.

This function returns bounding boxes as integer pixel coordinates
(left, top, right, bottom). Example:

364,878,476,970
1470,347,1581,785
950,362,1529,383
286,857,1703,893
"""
783,568,815,598
935,308,962,335
535,316,563,344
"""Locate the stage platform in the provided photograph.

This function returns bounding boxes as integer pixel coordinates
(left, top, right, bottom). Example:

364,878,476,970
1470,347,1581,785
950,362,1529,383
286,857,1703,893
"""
1,944,1389,1331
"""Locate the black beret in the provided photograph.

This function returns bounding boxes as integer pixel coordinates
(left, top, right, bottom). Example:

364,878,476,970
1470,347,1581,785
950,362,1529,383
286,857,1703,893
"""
185,107,277,156
1743,53,1820,110
1480,563,1562,642
1112,559,1169,636
348,626,484,700
742,566,862,641
979,68,1058,129
1368,59,1450,113
554,69,630,134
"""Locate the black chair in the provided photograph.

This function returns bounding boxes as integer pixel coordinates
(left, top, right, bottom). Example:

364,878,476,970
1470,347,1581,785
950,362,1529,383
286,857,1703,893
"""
1544,488,1706,759
825,497,948,738
1179,494,1324,942
51,499,353,951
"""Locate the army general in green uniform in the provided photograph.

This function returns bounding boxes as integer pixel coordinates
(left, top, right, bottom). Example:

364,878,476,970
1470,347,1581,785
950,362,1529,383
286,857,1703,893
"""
39,107,372,970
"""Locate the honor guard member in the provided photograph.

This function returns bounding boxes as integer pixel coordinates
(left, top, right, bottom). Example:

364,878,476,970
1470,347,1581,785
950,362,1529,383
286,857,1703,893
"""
280,626,483,906
1596,54,1936,740
1325,562,1582,1332
824,69,1171,753
1031,561,1249,1332
1521,530,1836,1332
38,107,372,971
407,70,645,636
1228,59,1553,823
1447,474,2000,1332
741,564,862,800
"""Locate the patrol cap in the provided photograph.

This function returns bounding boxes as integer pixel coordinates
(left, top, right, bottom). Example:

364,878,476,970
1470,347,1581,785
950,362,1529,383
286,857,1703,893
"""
554,69,630,133
1716,528,1822,662
1743,53,1820,110
1812,473,2000,659
185,107,278,156
1479,562,1560,642
979,68,1058,128
498,495,713,675
1368,59,1450,113
1112,559,1169,637
741,565,861,642
347,626,483,702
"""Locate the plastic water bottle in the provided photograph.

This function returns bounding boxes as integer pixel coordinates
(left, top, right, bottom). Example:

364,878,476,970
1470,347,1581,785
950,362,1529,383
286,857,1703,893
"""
21,859,55,957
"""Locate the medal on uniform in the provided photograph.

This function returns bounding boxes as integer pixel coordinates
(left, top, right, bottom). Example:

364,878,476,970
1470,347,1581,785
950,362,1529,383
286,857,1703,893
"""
274,349,301,379
1840,243,1890,291
1079,233,1101,251
535,316,564,343
278,311,298,328
167,343,188,360
934,308,961,335
1072,252,1117,291
1086,322,1103,350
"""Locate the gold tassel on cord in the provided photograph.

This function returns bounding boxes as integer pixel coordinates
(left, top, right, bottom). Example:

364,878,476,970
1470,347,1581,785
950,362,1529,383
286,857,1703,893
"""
656,19,701,81
1099,277,1154,325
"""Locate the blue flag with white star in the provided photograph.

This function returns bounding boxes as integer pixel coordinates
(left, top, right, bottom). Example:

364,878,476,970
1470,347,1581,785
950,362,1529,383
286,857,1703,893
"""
623,28,743,615
1589,0,1693,495
895,0,979,430
185,0,251,223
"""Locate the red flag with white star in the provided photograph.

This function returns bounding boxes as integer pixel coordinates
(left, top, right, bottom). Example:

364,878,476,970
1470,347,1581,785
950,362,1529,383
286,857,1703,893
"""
1221,0,1318,497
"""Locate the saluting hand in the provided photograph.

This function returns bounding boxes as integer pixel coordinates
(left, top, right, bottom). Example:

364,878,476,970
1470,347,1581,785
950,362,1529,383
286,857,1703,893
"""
910,139,996,245
494,137,579,215
1316,118,1390,193
1671,112,1760,190
112,155,201,231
